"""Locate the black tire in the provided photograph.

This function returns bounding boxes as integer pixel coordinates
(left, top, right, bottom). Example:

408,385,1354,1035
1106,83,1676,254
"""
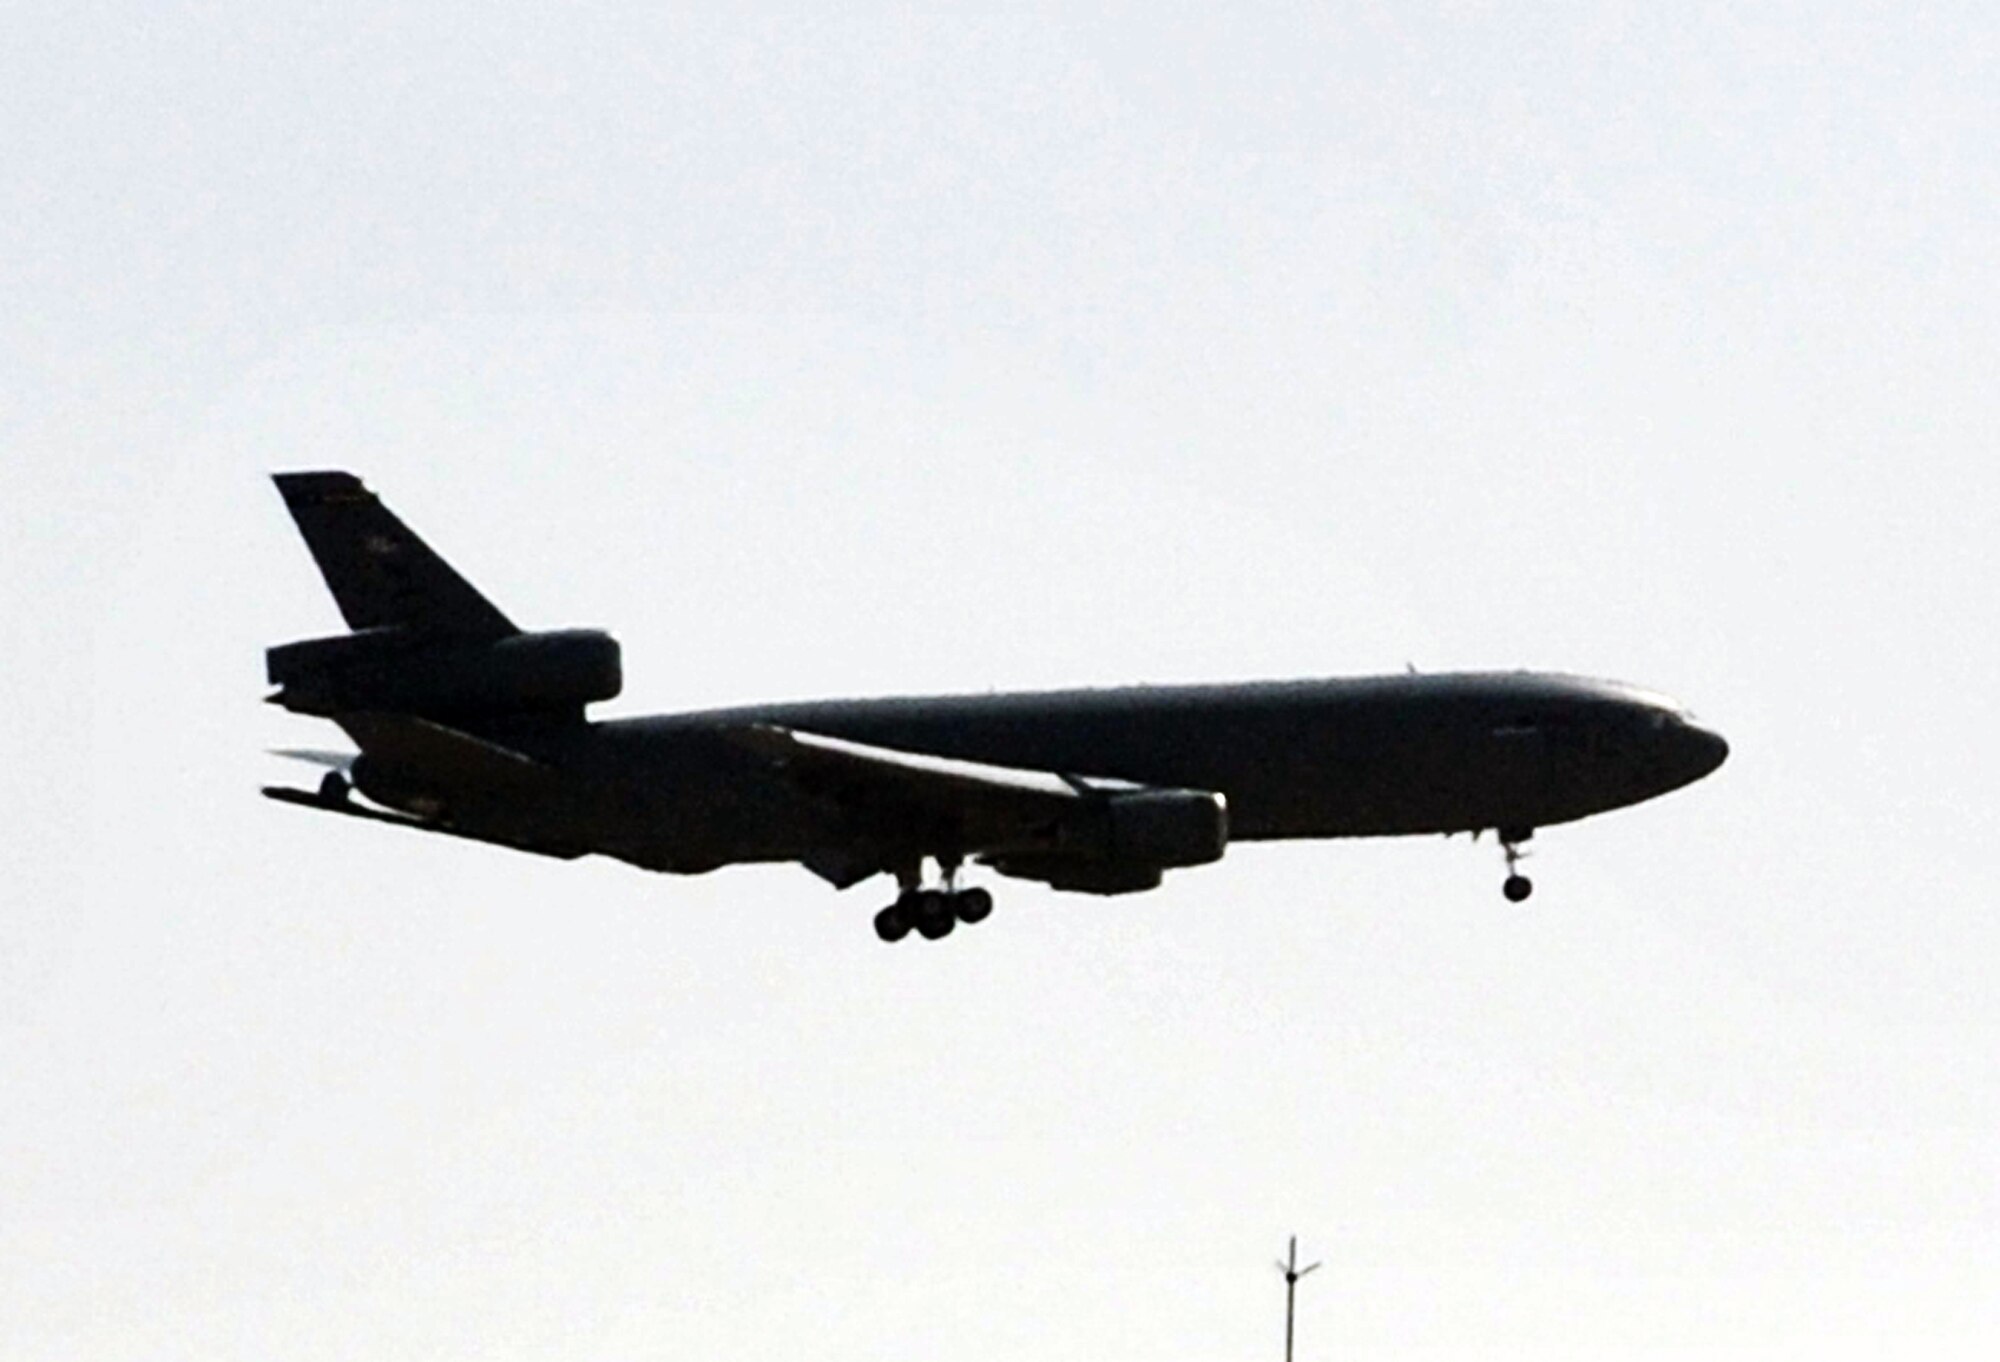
1503,874,1533,902
911,892,955,940
873,905,911,943
954,888,994,924
319,771,350,805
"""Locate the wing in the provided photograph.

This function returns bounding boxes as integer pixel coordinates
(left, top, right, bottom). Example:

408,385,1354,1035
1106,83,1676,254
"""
333,712,556,794
725,724,1227,893
263,712,585,858
730,723,1083,803
260,785,587,860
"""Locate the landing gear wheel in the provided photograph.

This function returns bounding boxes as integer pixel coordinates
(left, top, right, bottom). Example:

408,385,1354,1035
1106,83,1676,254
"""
954,888,993,924
1503,874,1533,903
876,867,995,942
915,891,957,941
318,771,350,806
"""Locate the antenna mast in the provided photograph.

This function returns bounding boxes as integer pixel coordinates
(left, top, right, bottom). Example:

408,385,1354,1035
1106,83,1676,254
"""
1275,1235,1322,1362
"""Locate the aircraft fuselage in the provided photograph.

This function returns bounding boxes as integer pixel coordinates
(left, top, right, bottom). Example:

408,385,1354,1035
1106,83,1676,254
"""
567,670,1728,870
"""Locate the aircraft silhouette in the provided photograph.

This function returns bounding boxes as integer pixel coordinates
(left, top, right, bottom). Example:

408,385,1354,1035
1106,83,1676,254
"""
263,473,1727,942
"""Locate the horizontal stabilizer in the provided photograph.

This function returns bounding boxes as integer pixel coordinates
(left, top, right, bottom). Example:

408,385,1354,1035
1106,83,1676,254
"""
273,471,516,639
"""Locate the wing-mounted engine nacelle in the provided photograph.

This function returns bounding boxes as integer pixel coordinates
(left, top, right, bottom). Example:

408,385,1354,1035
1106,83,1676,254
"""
986,855,1167,896
982,789,1227,896
1102,788,1229,867
267,626,622,719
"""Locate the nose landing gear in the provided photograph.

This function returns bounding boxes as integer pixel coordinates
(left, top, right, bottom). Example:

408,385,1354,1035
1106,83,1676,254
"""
1499,827,1534,902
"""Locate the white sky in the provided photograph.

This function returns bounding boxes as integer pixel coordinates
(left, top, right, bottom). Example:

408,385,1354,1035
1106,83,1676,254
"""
5,4,1995,1358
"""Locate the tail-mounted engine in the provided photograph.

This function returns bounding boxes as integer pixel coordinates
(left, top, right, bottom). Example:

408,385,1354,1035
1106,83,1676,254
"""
267,627,621,721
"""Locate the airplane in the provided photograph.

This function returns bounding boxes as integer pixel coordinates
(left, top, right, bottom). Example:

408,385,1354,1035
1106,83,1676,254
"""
261,471,1729,943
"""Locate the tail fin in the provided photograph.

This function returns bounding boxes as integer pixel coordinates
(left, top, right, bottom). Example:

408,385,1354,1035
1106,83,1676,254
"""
273,471,516,639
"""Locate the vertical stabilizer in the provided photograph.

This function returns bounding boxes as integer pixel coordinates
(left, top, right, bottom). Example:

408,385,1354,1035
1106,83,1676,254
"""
273,471,516,639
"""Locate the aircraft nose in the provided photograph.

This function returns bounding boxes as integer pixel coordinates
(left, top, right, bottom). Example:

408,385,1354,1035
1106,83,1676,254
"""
1674,719,1730,782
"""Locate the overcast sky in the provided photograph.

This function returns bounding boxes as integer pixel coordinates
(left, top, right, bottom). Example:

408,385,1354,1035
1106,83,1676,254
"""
5,3,1995,1359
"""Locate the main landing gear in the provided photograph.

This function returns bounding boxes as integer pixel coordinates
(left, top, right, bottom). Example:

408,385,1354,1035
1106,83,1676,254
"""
873,858,995,944
1500,826,1534,902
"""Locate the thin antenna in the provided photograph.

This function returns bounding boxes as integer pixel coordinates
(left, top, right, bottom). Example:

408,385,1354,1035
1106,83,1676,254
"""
1274,1235,1322,1362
